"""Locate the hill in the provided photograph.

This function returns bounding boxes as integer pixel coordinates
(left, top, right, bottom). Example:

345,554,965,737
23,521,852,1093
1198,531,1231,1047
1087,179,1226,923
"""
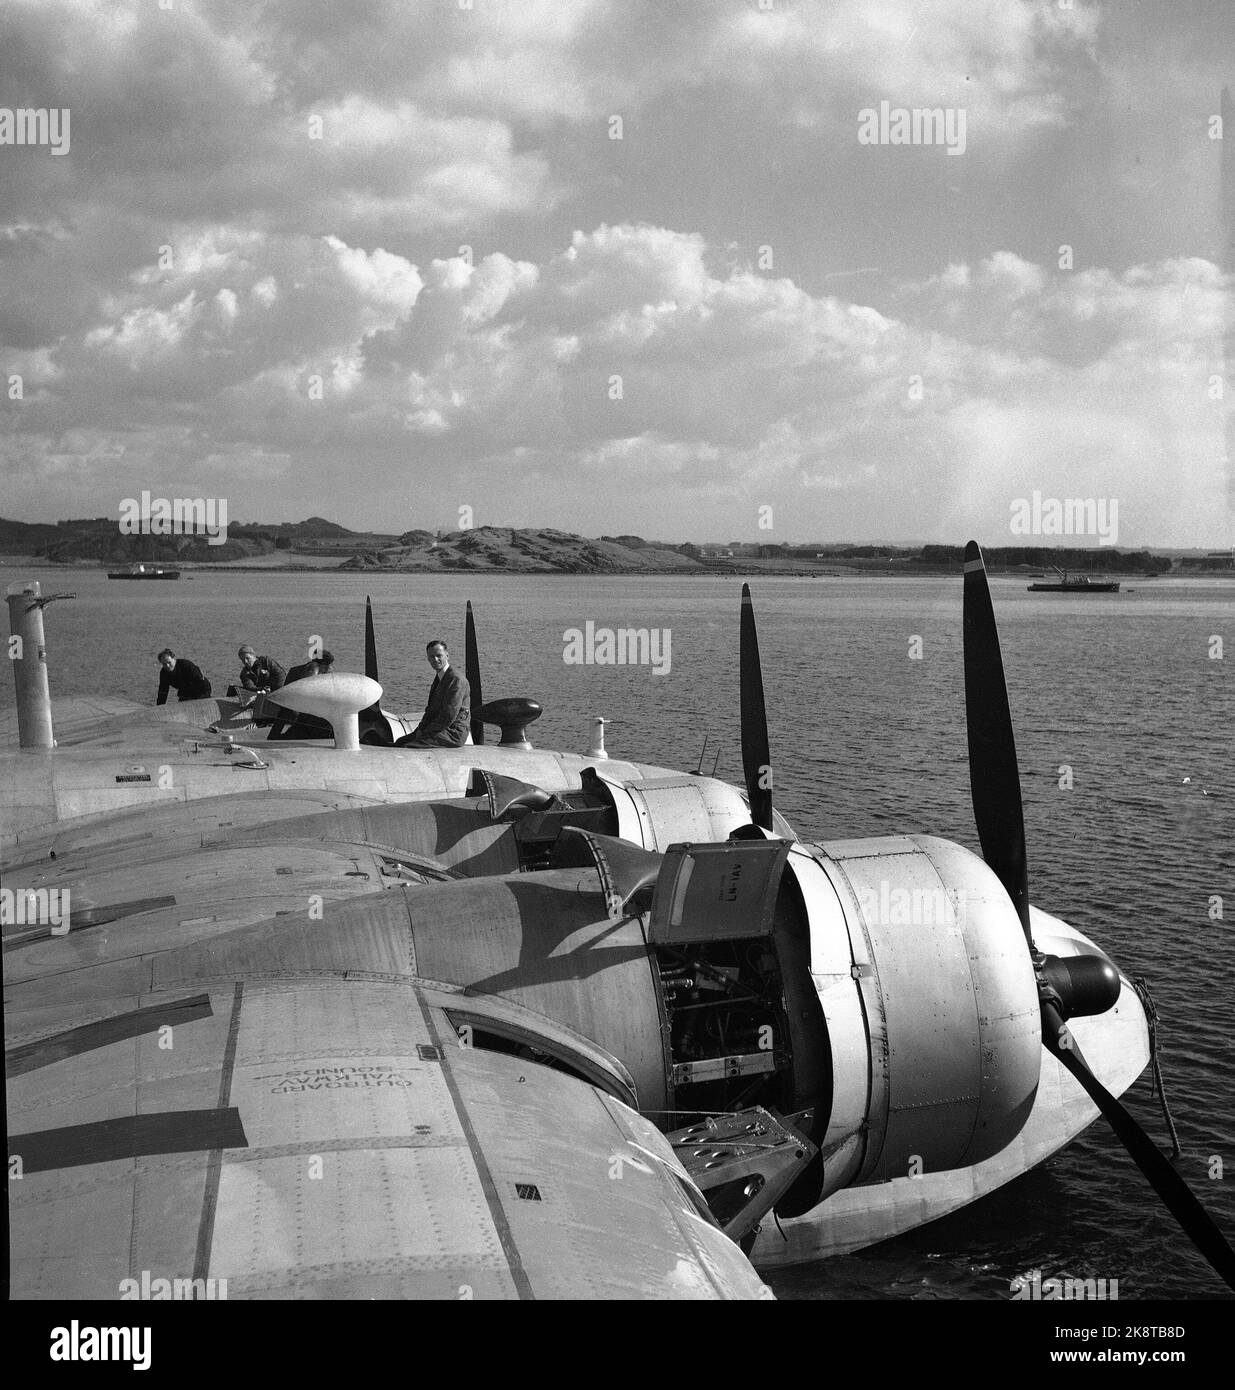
0,516,398,565
340,526,700,574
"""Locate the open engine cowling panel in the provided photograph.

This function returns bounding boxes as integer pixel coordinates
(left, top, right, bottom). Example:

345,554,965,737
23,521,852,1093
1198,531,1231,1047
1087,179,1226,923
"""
647,840,829,1128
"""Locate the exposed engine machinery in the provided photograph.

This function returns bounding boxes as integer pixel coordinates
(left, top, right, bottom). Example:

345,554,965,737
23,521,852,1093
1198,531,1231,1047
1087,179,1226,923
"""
625,832,1041,1215
173,821,1043,1237
219,764,774,880
330,826,1049,1230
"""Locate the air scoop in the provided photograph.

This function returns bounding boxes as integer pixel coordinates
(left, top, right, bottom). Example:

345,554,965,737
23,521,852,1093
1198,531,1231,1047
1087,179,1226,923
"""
478,770,560,818
269,673,383,751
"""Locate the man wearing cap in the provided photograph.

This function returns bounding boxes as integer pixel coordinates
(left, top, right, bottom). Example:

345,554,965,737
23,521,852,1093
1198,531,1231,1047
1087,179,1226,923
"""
237,645,287,694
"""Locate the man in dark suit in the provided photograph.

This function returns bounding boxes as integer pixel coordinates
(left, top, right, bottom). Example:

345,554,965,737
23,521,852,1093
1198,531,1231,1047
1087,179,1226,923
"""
395,640,470,748
155,649,212,704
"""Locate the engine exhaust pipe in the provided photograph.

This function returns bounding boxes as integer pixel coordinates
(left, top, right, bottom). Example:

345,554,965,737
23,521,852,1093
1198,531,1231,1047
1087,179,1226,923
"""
6,580,73,750
588,715,609,759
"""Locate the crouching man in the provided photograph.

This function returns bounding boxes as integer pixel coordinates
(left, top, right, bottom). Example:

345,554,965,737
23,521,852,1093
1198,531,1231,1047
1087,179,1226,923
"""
156,649,212,704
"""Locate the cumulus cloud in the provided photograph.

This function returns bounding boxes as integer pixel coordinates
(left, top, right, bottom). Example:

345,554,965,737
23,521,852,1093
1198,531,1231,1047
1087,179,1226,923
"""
3,216,1226,543
0,0,1103,246
717,0,1099,140
0,1,1228,543
228,0,1101,140
0,0,555,245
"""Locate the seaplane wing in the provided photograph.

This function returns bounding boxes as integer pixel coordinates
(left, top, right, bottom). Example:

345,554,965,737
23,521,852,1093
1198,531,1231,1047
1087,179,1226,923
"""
1,692,768,851
7,966,771,1300
0,694,148,748
0,689,284,754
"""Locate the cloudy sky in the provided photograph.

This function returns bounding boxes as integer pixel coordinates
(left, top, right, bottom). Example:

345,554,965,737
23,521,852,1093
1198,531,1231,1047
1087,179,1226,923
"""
1,0,1231,546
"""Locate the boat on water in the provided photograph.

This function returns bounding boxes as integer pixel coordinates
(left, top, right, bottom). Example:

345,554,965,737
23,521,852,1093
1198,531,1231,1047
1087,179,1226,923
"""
107,562,181,580
1028,565,1119,593
106,562,181,579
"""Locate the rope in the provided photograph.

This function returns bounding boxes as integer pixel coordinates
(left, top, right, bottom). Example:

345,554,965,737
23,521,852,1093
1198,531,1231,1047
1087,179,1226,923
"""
1133,975,1181,1159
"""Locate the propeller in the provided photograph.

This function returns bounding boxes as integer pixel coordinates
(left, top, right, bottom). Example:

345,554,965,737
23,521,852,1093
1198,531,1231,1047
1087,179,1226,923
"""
961,548,1030,942
357,595,392,745
739,583,774,831
465,600,484,746
364,594,379,684
961,540,1235,1292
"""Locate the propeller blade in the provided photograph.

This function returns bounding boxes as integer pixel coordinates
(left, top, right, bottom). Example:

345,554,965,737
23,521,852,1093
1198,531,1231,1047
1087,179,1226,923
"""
356,595,391,743
962,540,1031,944
465,600,484,746
740,583,773,831
1042,1002,1235,1293
962,542,1235,1291
364,595,379,683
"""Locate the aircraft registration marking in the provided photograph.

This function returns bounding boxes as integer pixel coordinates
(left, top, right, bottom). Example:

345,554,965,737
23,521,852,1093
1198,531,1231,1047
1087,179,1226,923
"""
195,981,514,1294
255,1065,420,1092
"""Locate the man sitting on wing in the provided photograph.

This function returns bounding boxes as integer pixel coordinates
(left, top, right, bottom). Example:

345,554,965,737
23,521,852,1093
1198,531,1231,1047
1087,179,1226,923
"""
395,639,470,748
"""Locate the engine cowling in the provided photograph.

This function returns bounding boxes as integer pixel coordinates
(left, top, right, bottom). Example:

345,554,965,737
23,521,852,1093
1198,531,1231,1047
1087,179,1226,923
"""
793,833,1041,1202
150,825,1043,1231
595,770,798,849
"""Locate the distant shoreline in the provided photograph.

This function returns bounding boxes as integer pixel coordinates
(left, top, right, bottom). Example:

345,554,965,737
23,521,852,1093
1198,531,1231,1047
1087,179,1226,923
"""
4,517,1229,578
4,558,1233,580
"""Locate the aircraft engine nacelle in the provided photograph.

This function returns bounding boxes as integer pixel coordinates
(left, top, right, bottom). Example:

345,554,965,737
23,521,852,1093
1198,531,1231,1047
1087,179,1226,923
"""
792,833,1042,1201
155,829,1043,1231
393,832,1040,1222
597,771,798,850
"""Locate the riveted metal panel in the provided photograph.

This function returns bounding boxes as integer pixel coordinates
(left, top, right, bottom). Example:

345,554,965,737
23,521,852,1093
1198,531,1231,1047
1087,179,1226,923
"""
785,848,871,1164
649,840,791,945
812,836,1039,1182
410,875,668,1113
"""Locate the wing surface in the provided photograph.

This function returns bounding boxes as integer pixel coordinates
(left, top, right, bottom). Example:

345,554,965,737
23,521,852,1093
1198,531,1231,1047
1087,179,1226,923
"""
7,973,769,1300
